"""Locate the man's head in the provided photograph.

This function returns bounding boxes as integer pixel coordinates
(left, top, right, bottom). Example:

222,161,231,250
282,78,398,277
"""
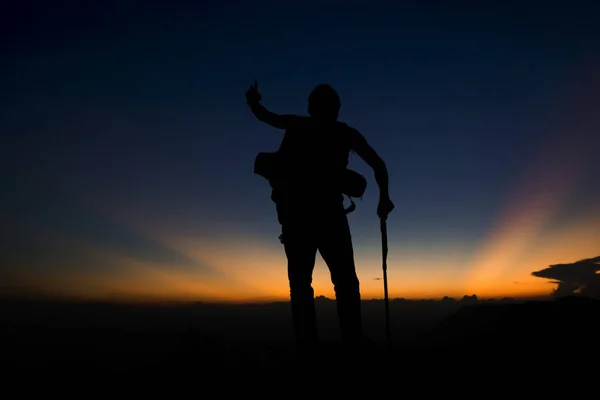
308,84,341,121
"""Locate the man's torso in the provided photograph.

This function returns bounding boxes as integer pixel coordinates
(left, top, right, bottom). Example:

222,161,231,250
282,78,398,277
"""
273,116,355,221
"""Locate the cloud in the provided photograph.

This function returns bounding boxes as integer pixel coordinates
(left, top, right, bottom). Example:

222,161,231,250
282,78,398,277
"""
532,256,600,297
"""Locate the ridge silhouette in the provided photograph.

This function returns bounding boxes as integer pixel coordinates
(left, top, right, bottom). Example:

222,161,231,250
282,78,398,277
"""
5,291,600,372
247,81,395,355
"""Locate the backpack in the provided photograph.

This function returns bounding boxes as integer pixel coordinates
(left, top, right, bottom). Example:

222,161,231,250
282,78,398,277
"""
254,119,367,215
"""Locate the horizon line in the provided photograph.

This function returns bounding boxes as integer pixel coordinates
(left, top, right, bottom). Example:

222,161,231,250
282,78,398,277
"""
0,293,553,307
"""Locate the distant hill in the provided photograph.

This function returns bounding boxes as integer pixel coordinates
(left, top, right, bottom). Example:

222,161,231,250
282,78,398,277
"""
424,296,600,355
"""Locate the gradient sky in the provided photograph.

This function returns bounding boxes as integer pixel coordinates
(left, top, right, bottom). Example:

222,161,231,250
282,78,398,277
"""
1,1,599,303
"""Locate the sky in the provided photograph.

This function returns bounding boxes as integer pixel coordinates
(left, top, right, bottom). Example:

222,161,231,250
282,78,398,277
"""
1,1,599,303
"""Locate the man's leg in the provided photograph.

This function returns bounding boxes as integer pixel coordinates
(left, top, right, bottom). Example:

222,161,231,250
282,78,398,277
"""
282,222,319,350
318,213,363,343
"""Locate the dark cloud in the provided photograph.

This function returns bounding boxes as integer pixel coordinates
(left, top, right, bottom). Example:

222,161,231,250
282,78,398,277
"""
532,256,600,298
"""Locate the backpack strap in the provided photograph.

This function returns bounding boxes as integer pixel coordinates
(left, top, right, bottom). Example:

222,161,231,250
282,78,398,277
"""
344,196,356,214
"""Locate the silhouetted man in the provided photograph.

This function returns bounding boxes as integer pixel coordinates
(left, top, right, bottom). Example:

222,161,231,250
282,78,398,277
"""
246,81,395,353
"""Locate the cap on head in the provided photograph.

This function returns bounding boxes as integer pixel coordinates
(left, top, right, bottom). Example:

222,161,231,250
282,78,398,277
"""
308,84,341,121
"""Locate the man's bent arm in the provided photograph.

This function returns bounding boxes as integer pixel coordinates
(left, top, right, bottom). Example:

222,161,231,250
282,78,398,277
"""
249,102,296,130
350,129,390,198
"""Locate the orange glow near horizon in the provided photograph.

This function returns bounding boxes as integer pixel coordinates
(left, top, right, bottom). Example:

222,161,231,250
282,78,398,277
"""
2,199,597,304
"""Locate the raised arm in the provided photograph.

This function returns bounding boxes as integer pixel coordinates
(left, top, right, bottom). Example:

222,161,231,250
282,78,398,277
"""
349,128,395,219
246,80,296,130
249,102,297,130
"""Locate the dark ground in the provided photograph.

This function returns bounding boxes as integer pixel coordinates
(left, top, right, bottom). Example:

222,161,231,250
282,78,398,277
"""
2,295,598,374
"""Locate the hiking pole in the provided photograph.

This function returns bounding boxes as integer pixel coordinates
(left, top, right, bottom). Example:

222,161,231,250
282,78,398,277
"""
380,217,391,346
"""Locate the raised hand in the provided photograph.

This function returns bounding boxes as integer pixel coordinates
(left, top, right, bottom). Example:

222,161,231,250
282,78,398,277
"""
245,79,262,106
377,196,395,220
